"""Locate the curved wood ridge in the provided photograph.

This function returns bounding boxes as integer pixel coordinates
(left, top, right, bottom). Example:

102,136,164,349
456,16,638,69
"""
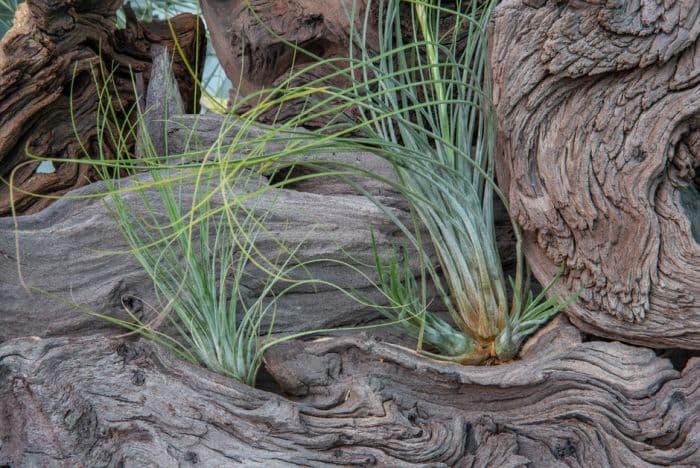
491,0,700,348
0,0,206,215
0,318,698,465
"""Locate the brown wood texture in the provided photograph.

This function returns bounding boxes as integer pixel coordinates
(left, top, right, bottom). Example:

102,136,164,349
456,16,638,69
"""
1,317,698,466
491,0,700,348
3,2,699,464
200,0,376,115
0,0,206,216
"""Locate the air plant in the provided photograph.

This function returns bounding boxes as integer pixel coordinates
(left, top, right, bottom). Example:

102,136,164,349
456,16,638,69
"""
209,0,576,364
347,0,577,363
78,59,319,386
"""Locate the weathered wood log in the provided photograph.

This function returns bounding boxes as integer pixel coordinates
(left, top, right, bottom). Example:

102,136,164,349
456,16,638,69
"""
0,142,517,344
0,0,206,216
200,0,377,117
0,172,406,343
491,1,700,348
1,317,698,465
0,156,518,345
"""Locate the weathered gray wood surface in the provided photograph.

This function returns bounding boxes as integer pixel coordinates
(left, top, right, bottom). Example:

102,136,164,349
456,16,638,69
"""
0,156,516,344
1,317,698,466
0,172,410,342
491,0,700,349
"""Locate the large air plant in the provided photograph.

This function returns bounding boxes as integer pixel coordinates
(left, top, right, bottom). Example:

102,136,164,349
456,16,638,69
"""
351,0,576,362
217,0,576,364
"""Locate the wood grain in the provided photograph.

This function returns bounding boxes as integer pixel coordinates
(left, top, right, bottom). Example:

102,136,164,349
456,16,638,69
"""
1,317,698,465
491,0,700,348
0,0,206,215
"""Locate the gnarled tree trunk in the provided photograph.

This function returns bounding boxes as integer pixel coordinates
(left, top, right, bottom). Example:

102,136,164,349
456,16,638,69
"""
491,0,700,348
0,0,206,216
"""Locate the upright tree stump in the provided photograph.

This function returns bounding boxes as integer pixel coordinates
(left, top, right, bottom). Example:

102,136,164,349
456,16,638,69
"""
491,0,700,348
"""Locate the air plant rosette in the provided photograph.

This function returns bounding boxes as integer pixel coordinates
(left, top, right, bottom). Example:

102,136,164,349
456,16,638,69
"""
322,0,579,364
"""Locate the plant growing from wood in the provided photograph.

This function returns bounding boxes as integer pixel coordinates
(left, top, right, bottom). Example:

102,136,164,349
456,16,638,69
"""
9,0,577,376
234,0,578,363
57,51,393,386
103,0,578,366
351,0,577,362
81,71,293,385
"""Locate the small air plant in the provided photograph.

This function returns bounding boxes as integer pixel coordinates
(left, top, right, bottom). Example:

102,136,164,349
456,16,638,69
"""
80,61,315,386
0,0,19,38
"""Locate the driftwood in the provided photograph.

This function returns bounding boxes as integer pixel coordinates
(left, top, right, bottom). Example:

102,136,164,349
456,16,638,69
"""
200,0,378,118
0,0,206,216
1,317,698,466
491,1,700,348
0,172,406,342
0,44,516,344
3,1,699,465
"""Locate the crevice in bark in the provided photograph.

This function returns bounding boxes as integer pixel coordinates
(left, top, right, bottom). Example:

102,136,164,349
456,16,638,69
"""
657,348,700,373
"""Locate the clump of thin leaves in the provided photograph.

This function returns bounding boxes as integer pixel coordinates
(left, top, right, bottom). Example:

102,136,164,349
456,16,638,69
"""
79,61,317,386
0,0,19,38
345,0,576,362
235,0,578,363
104,169,286,385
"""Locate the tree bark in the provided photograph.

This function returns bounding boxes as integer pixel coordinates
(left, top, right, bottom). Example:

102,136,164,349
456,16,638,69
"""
200,0,377,113
491,0,700,349
0,0,206,216
1,317,698,466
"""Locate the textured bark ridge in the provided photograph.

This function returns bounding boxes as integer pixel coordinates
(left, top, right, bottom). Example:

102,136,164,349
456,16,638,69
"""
1,317,698,466
491,1,700,348
0,0,206,216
